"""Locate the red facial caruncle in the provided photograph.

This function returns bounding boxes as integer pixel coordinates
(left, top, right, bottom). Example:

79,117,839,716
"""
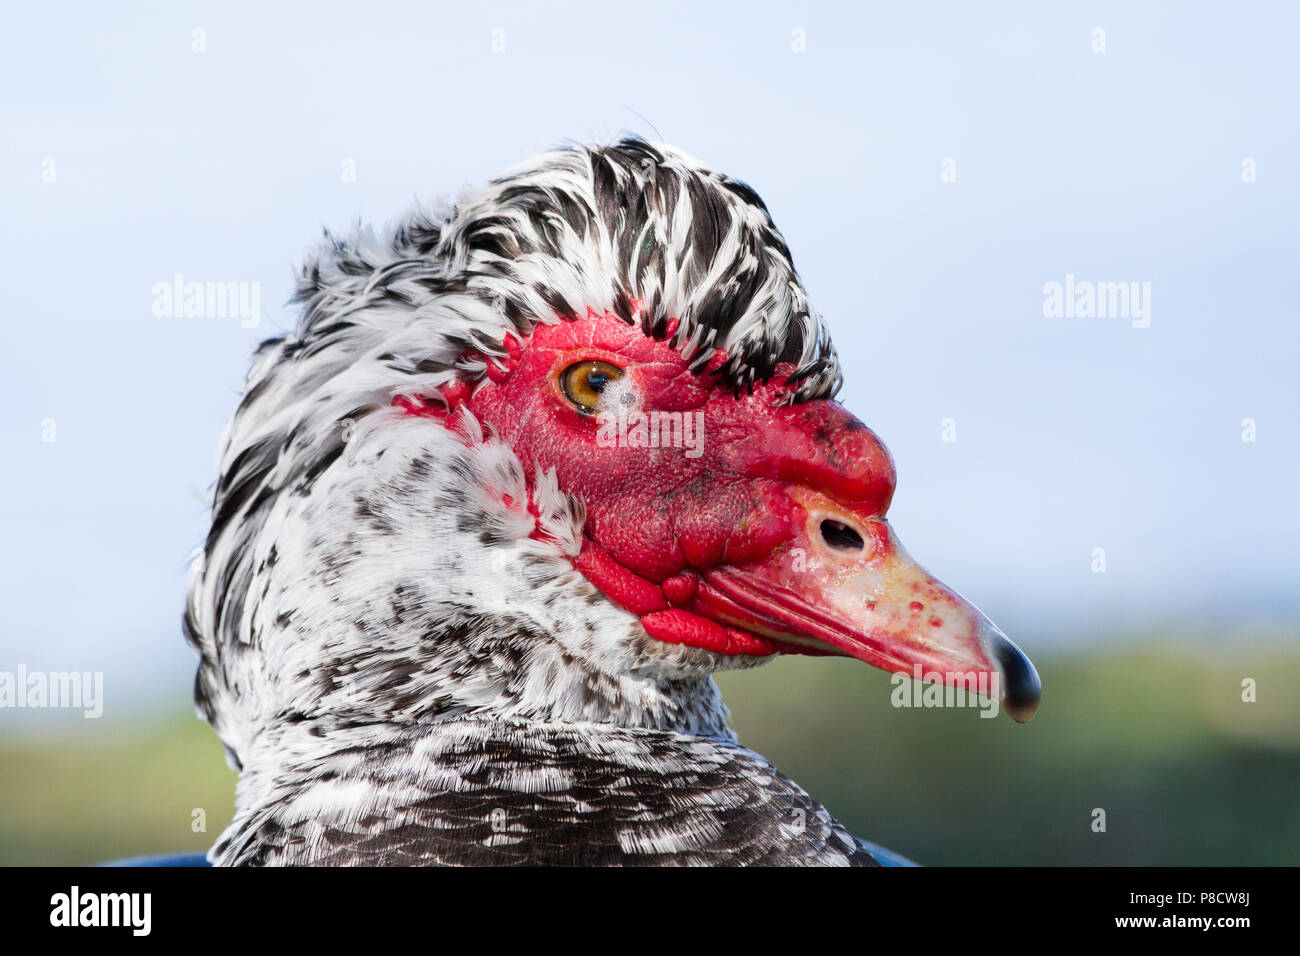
394,310,1041,722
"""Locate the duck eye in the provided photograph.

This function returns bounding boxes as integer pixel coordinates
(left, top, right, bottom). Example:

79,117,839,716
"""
560,360,623,414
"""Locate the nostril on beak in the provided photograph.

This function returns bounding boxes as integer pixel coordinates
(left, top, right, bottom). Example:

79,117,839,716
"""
819,518,865,552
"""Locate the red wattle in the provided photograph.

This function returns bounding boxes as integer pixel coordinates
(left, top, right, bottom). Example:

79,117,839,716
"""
640,609,776,657
661,572,698,605
573,541,667,616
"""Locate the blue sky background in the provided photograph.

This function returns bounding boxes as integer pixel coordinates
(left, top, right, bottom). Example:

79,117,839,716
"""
2,1,1296,721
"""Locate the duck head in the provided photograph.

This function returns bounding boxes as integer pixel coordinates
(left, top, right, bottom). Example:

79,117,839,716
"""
186,140,1039,771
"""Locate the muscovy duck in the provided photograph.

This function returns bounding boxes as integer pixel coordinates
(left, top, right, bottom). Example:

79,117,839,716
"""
184,139,1040,866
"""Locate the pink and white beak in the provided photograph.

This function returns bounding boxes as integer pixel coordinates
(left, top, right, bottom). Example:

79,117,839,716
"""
687,487,1042,722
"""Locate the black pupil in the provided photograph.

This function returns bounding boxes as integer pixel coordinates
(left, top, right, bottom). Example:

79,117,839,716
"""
586,368,611,392
820,519,864,551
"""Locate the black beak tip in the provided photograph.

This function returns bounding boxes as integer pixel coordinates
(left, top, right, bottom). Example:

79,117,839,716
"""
991,632,1042,723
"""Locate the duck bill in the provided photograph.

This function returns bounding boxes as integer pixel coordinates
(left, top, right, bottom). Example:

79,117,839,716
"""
689,492,1041,722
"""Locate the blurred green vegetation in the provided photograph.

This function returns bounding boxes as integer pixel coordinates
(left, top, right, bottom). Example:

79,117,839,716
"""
1,715,234,866
721,640,1300,865
2,641,1296,865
